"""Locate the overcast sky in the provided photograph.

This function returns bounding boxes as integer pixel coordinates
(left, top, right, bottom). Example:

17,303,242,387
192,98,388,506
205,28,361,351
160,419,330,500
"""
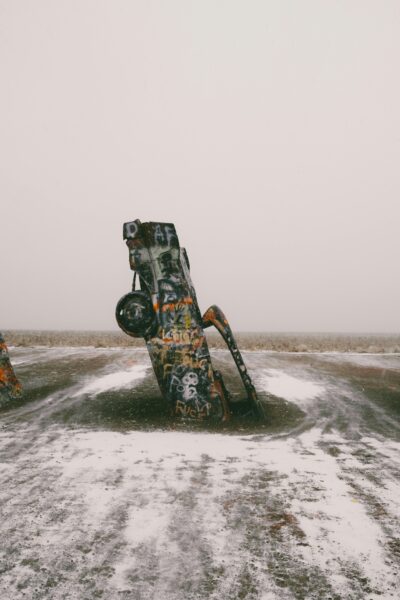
1,1,399,332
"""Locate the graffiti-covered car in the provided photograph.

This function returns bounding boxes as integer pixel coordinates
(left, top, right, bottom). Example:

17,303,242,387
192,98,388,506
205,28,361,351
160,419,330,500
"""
0,333,22,406
116,220,263,422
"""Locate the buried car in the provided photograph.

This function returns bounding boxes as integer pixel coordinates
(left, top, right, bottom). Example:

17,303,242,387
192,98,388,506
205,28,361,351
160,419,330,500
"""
116,220,263,421
0,332,22,406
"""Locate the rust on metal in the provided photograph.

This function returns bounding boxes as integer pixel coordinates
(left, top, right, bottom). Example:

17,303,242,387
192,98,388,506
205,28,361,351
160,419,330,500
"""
116,220,263,421
0,332,22,405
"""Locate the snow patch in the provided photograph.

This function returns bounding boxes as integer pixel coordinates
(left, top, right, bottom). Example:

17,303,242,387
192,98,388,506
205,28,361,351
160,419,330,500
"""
260,369,324,405
73,364,149,396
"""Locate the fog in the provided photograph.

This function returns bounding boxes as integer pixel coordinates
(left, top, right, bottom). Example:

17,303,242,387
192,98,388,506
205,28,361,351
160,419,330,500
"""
1,1,399,332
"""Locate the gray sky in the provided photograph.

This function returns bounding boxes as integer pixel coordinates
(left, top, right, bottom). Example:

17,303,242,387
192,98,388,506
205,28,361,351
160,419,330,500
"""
1,0,399,332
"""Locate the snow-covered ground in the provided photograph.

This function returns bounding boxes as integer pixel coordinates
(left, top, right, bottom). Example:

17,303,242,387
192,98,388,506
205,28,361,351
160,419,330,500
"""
0,347,399,599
